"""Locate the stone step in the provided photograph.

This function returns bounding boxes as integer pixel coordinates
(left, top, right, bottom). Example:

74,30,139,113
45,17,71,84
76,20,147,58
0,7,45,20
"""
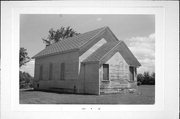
100,88,137,94
100,88,124,94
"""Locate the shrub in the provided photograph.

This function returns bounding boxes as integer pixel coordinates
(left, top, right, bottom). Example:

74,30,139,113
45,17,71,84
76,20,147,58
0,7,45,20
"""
137,73,144,85
137,72,155,85
19,71,33,89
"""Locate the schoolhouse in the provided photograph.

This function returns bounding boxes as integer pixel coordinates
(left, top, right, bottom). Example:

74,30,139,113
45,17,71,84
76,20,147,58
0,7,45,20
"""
32,27,141,95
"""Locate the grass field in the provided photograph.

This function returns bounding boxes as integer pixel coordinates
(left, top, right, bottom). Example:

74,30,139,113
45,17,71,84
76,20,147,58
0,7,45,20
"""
20,85,155,104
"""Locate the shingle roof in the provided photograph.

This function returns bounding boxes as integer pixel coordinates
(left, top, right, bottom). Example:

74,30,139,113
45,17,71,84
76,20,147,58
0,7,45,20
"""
83,41,141,67
32,27,106,58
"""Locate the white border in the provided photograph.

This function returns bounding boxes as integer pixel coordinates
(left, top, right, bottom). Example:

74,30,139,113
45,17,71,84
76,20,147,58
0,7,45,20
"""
12,4,165,111
1,1,179,119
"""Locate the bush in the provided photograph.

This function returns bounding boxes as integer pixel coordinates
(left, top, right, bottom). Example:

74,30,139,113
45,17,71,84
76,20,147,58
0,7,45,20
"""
19,71,33,89
137,72,155,85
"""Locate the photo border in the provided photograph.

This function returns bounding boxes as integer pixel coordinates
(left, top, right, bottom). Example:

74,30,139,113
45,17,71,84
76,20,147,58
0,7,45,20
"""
1,1,178,119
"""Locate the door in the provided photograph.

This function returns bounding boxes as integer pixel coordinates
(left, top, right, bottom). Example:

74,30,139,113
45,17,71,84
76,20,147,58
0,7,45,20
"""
103,64,109,81
129,66,134,81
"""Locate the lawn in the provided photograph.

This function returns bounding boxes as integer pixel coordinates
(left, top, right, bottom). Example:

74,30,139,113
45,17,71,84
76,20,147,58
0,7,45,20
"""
20,85,155,104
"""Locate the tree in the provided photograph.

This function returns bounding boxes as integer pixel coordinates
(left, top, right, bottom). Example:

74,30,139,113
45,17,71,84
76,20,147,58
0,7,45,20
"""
137,72,155,85
19,47,30,67
42,26,80,47
143,72,150,80
137,73,144,85
143,72,151,84
19,47,32,89
19,71,33,89
149,72,155,85
151,72,155,80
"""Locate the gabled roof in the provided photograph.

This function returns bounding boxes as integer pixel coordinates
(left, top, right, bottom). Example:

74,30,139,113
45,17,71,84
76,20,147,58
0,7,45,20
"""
32,26,141,67
83,41,141,67
83,41,120,63
32,27,107,58
117,41,141,67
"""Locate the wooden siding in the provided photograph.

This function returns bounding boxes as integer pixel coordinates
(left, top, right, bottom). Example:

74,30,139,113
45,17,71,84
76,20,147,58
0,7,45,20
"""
106,52,129,80
39,65,43,80
33,27,139,94
49,63,53,80
33,51,79,91
77,62,100,95
60,63,65,80
100,52,131,92
84,63,100,95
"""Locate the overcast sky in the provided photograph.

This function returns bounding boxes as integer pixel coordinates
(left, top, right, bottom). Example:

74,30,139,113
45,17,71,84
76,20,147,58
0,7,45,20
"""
20,14,155,76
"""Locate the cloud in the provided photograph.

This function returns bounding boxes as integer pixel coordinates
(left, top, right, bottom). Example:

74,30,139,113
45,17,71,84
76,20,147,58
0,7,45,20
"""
20,59,35,77
125,33,155,73
96,17,102,22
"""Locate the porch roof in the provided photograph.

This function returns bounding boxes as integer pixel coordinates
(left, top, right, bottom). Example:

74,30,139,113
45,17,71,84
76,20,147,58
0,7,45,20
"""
82,41,141,67
82,41,120,63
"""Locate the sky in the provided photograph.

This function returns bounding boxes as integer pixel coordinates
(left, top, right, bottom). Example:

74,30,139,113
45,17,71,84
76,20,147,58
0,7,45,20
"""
20,14,155,76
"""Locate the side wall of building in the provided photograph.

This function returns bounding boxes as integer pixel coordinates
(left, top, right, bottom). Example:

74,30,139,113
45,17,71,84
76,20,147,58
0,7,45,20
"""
84,63,100,95
33,51,79,92
107,52,129,80
100,52,131,92
78,62,100,95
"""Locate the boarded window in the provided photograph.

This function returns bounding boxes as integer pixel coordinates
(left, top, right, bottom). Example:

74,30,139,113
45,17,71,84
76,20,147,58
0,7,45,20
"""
60,63,65,80
49,63,53,80
103,64,109,81
39,65,43,80
129,66,134,81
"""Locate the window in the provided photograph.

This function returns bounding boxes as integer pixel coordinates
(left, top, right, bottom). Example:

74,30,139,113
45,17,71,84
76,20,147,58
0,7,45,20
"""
49,63,53,80
60,63,65,80
39,65,43,80
103,64,109,81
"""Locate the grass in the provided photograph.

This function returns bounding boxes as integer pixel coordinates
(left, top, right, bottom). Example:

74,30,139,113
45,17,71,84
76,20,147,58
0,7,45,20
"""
20,85,155,104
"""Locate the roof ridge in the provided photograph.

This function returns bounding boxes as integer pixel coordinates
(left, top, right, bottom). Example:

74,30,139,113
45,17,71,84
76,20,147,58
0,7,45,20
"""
48,26,107,48
99,41,122,61
81,26,107,34
78,27,107,48
83,42,116,62
82,41,120,63
33,26,110,58
120,41,141,66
